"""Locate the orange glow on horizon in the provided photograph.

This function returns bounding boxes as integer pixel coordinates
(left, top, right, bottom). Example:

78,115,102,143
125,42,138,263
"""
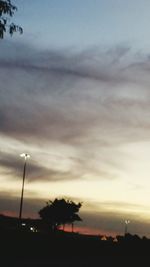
59,225,117,237
1,211,118,237
1,211,18,218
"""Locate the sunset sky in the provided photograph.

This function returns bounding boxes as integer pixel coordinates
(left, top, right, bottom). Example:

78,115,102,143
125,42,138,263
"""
1,0,150,237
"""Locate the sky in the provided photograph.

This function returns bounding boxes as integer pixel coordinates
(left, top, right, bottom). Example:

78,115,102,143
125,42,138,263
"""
1,0,150,237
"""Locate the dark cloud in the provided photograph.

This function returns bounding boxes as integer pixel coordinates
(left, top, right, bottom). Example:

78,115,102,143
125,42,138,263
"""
0,151,48,180
0,151,78,182
78,199,150,236
0,192,43,218
0,42,128,83
0,42,150,146
81,210,150,237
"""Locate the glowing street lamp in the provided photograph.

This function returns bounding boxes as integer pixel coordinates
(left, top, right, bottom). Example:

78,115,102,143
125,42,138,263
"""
19,153,30,221
124,220,130,235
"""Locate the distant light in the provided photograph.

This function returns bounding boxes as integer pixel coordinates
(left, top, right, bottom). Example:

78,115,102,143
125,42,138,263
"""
21,223,26,226
101,236,107,241
30,226,37,232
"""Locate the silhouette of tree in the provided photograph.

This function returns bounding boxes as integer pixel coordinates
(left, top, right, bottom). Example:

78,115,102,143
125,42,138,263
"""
0,0,23,38
39,198,82,231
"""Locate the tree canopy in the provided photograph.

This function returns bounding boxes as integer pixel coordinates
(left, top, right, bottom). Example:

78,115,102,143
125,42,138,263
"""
0,0,23,38
39,198,82,231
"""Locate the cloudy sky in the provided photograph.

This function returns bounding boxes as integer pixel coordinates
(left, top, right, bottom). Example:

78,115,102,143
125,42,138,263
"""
1,0,150,237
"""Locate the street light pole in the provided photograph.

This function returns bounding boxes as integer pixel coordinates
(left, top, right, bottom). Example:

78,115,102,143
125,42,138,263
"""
19,153,30,221
124,220,130,235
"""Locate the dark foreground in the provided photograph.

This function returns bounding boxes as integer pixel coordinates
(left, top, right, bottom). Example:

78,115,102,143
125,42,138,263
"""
1,228,150,267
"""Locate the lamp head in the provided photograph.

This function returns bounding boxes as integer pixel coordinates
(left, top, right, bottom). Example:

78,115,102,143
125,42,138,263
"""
20,153,30,159
125,220,130,224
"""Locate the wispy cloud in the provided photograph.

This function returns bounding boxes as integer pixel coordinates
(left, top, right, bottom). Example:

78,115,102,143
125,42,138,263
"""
0,41,150,185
